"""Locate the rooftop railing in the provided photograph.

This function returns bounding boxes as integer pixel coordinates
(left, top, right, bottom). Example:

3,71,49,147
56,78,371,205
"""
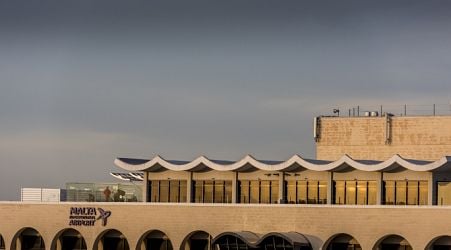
326,103,451,117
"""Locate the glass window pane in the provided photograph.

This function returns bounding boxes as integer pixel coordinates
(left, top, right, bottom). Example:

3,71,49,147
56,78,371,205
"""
224,181,232,203
150,181,159,202
271,180,279,204
179,181,187,202
367,181,377,205
407,181,418,205
240,181,250,204
396,181,407,205
169,180,179,202
260,180,270,204
250,180,260,203
345,181,356,205
419,181,428,205
308,181,319,204
335,181,345,205
287,180,297,204
357,181,367,205
384,181,395,205
214,181,224,203
204,180,214,203
438,182,451,205
298,181,308,204
319,181,327,204
159,180,169,202
194,181,203,203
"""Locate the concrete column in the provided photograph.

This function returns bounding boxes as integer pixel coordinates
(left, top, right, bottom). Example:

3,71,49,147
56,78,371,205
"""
377,172,383,205
327,172,333,204
429,172,434,205
143,172,149,202
232,172,238,203
187,172,193,203
278,172,285,204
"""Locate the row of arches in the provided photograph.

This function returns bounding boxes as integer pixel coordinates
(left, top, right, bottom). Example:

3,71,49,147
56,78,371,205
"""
1,229,451,250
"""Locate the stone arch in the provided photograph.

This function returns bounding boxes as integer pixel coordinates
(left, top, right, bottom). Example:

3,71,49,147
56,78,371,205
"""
136,230,173,250
373,234,412,250
51,228,87,250
425,235,451,250
180,230,212,250
212,231,260,249
11,227,45,250
258,232,313,250
93,229,130,250
323,233,362,250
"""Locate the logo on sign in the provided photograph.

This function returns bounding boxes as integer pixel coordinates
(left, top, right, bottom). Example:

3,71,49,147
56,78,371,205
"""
69,207,112,226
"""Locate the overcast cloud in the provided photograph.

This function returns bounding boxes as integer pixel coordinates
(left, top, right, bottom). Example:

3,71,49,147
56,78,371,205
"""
1,0,451,200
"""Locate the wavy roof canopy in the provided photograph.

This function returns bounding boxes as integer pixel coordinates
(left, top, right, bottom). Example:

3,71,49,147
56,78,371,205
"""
114,155,451,173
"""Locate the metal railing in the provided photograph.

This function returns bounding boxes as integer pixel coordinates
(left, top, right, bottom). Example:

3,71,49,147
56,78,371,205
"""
329,103,451,117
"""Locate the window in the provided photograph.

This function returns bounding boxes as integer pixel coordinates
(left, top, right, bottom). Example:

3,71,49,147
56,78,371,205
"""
148,180,187,203
356,181,367,205
286,180,327,204
287,181,296,203
240,181,250,203
419,181,428,205
194,180,233,203
407,181,418,205
239,180,279,204
367,181,377,205
384,181,395,205
271,181,279,203
214,181,225,203
438,182,451,205
260,181,271,204
159,180,169,202
396,181,407,205
224,181,233,203
150,181,159,202
334,181,377,205
179,181,187,202
346,181,356,204
204,180,214,203
308,181,319,204
250,180,260,203
383,180,428,205
334,181,345,205
298,181,308,204
169,180,180,202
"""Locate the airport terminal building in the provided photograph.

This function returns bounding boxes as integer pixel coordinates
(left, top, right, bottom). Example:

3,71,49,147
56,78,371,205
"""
1,115,451,250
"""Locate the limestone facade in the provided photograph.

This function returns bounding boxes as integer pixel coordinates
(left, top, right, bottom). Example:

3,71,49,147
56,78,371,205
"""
315,116,451,161
0,202,451,250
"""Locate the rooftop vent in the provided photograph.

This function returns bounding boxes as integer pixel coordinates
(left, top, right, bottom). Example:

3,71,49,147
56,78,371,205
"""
364,111,379,117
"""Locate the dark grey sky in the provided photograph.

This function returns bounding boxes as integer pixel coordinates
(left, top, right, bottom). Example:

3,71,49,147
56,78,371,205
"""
1,0,451,200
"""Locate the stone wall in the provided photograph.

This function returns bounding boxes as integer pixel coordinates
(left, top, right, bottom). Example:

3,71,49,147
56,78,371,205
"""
316,116,451,161
0,202,450,250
